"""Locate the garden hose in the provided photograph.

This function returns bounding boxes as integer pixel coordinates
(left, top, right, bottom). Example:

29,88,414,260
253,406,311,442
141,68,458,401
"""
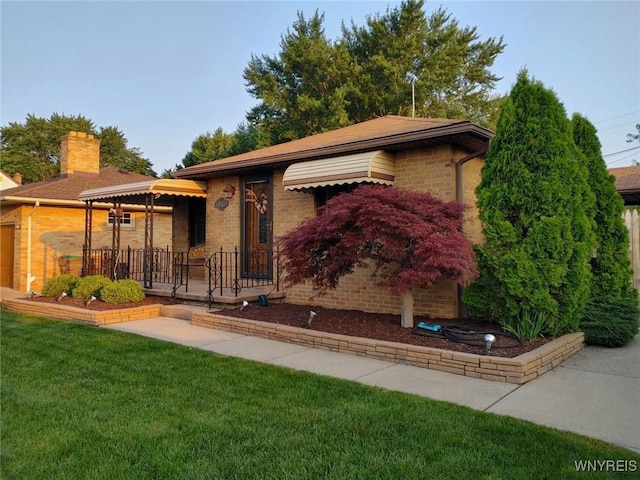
413,324,523,348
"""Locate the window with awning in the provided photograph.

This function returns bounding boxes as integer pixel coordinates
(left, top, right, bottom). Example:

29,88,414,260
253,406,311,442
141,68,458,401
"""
282,150,395,191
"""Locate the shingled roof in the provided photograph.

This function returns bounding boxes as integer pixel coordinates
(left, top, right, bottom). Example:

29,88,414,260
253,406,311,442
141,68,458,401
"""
609,165,640,205
0,166,155,205
174,115,493,180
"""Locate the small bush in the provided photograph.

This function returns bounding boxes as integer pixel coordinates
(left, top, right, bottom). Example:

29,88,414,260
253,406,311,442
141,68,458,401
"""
100,279,145,304
72,275,113,300
41,274,79,297
500,308,550,341
580,297,639,347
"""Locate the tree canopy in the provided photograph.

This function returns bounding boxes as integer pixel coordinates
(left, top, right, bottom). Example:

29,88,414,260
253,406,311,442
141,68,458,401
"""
177,0,505,173
243,0,505,145
279,185,477,327
1,113,156,183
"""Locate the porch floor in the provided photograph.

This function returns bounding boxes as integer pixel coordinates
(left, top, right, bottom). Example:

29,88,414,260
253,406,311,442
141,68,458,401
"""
142,278,285,307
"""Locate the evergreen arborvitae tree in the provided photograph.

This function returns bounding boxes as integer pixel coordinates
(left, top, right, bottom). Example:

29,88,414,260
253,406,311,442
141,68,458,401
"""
572,113,637,301
463,71,596,336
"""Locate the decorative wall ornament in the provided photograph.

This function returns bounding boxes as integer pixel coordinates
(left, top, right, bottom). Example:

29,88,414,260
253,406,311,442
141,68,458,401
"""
214,198,229,211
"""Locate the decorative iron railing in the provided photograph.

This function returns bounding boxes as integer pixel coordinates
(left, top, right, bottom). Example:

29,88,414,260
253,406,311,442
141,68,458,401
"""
83,246,281,307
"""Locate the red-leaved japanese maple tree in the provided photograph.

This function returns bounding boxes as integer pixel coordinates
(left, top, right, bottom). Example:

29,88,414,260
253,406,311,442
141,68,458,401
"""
279,185,477,327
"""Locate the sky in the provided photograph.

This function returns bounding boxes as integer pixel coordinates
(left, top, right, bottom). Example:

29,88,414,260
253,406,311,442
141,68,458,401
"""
2,0,639,175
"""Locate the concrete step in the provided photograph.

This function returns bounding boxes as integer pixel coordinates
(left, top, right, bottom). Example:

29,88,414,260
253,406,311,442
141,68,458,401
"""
160,304,214,321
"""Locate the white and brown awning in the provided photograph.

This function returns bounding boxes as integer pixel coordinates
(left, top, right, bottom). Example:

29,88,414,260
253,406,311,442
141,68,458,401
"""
78,179,207,201
282,150,395,191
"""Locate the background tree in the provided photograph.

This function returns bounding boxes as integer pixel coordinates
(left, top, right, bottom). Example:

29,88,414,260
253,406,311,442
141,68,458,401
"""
572,113,636,301
1,113,95,183
243,0,505,146
463,71,596,337
97,126,156,176
244,10,353,143
0,113,155,183
181,128,235,168
279,185,477,328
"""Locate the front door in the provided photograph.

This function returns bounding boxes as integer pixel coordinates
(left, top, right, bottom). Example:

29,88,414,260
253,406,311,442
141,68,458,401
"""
242,177,272,278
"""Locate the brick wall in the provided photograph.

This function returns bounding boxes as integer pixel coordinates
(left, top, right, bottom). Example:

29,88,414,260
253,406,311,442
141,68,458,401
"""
8,204,172,292
199,145,485,319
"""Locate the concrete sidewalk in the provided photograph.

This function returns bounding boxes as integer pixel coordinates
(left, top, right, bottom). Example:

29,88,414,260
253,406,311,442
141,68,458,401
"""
104,315,640,453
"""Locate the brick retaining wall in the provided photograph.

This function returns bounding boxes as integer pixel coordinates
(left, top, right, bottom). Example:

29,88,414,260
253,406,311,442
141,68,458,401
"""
2,298,162,326
193,312,585,385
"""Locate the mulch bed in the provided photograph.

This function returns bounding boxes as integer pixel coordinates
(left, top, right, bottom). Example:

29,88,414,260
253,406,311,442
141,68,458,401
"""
220,303,550,358
25,296,549,357
26,295,177,311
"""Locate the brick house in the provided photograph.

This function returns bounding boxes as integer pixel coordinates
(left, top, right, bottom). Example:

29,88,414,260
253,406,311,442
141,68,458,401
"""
173,115,493,318
0,132,172,292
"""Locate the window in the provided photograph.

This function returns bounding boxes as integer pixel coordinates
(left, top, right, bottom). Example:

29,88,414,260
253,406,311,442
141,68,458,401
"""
314,184,359,216
107,211,133,227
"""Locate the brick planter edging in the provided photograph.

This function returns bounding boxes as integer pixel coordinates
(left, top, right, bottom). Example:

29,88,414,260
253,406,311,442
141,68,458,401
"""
2,298,162,326
193,312,585,385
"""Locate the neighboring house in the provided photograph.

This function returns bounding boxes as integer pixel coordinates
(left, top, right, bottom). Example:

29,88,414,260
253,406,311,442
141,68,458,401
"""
173,115,493,318
609,165,640,292
0,170,20,191
0,131,172,292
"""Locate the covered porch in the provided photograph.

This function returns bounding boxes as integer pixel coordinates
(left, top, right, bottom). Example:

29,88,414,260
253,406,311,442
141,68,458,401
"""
78,179,282,307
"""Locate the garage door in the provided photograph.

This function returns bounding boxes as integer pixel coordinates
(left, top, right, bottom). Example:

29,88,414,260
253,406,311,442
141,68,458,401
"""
1,224,15,287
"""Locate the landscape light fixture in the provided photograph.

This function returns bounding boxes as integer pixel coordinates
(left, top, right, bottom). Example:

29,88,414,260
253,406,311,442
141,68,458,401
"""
86,295,97,306
57,292,67,302
240,300,249,311
308,310,317,326
484,333,496,354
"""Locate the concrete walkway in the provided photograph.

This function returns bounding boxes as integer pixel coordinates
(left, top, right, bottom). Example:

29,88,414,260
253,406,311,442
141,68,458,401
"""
103,312,640,454
2,287,637,453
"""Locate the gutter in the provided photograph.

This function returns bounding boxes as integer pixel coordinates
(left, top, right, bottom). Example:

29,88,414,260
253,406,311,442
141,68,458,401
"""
0,196,172,213
455,148,488,203
26,201,39,292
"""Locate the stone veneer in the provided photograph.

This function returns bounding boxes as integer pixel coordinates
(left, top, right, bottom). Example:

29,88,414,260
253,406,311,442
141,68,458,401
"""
193,311,585,385
2,298,162,326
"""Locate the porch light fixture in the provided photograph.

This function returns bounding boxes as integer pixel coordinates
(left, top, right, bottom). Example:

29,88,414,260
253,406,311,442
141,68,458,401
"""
223,184,236,199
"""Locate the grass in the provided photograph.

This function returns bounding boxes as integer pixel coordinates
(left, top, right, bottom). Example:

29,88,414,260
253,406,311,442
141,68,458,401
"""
1,309,638,479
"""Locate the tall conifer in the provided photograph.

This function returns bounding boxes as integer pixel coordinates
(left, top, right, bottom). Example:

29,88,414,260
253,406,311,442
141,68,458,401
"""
463,71,596,336
571,113,636,300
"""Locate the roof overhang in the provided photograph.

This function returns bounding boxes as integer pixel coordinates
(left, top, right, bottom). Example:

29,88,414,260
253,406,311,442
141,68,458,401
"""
78,179,207,201
283,150,395,191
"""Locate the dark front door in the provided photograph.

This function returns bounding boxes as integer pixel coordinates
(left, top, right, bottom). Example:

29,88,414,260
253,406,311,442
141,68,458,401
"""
242,177,272,279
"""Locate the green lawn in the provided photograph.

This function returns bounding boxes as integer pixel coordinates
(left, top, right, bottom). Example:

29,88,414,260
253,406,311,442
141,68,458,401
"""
2,309,638,479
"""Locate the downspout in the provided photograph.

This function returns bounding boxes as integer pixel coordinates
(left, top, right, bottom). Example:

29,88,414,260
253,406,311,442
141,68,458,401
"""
455,147,488,318
26,201,40,292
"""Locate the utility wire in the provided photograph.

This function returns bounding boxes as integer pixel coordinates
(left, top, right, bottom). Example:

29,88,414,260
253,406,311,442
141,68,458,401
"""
603,146,640,158
595,111,640,124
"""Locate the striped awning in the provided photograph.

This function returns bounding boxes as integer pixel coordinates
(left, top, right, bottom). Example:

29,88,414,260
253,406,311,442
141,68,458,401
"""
78,179,207,201
283,150,395,191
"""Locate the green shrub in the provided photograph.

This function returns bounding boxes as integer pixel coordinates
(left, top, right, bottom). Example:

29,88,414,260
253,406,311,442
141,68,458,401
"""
41,274,79,297
100,279,145,304
580,297,639,347
72,275,113,300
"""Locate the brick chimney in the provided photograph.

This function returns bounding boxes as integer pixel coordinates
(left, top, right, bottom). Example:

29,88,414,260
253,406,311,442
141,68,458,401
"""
60,131,101,176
